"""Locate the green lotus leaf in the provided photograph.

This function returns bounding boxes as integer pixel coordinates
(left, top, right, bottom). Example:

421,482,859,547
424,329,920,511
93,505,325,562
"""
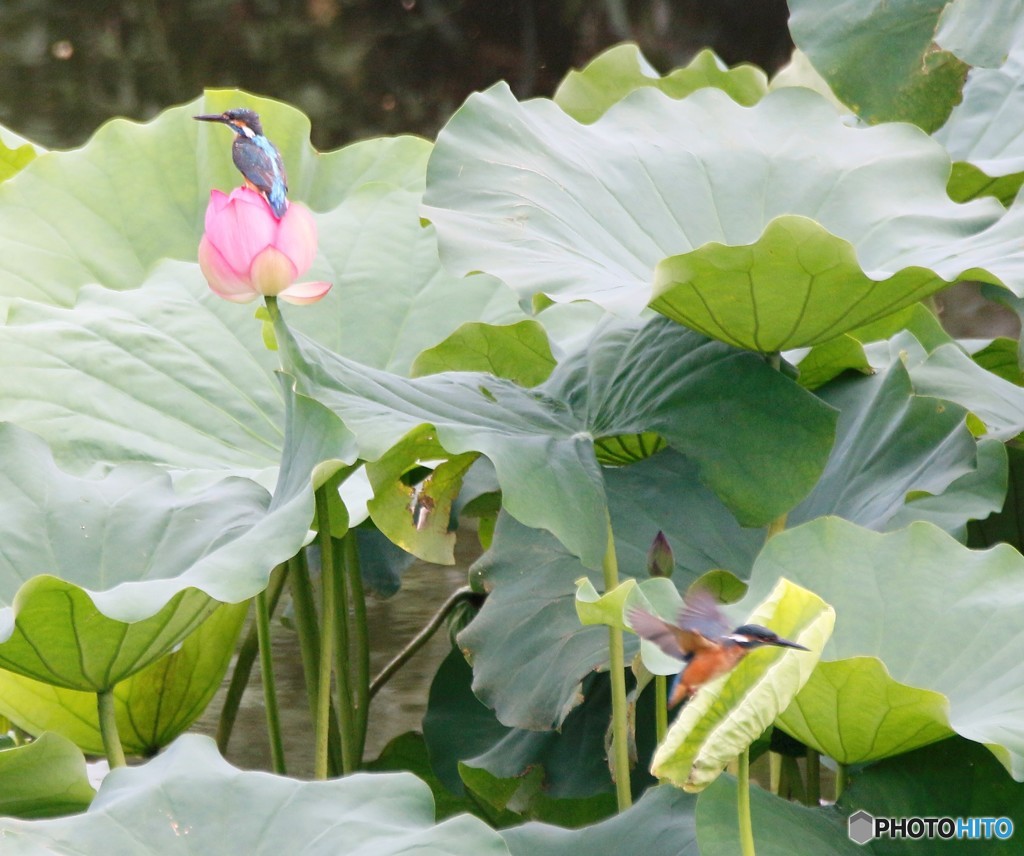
971,336,1023,385
279,313,836,568
0,734,509,855
0,276,283,479
788,0,969,130
411,320,556,386
502,784,699,856
896,332,1024,440
423,648,655,809
0,384,350,690
743,517,1024,777
365,425,477,564
695,774,858,855
0,603,247,756
459,450,764,731
651,579,834,792
0,733,94,819
970,445,1024,550
574,577,637,632
424,82,1011,337
651,216,960,352
0,135,37,184
790,350,993,532
779,658,954,764
793,303,951,390
839,736,1024,843
553,43,767,124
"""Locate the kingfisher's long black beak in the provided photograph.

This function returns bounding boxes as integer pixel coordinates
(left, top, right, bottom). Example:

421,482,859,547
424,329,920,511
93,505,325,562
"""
770,637,809,651
193,113,229,124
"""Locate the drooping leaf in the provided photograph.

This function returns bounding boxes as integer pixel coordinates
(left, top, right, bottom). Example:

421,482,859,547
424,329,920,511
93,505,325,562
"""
0,735,509,854
0,603,248,756
553,43,767,124
744,517,1024,777
365,426,477,564
0,733,94,819
278,313,835,568
650,579,834,792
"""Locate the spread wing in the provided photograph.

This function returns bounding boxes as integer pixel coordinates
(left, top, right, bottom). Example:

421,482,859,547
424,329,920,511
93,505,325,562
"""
677,589,732,639
628,607,716,662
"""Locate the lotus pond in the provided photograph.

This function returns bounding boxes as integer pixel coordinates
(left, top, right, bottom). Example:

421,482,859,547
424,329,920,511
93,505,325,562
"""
2,1,1024,853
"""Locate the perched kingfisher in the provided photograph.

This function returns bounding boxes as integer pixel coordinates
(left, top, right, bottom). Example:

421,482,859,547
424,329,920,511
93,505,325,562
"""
629,590,809,708
194,108,289,218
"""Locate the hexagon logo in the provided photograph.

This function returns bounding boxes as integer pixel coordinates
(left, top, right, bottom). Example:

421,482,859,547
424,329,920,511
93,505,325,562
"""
848,810,875,845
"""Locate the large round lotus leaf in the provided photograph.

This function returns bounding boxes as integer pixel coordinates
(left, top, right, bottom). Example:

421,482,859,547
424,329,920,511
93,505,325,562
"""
0,90,520,376
553,43,767,124
0,603,247,756
0,276,282,479
423,82,1008,346
278,312,836,568
788,0,969,131
0,416,344,691
839,736,1024,840
696,774,859,856
742,517,1024,778
779,658,954,764
0,735,508,855
0,733,94,819
502,785,699,856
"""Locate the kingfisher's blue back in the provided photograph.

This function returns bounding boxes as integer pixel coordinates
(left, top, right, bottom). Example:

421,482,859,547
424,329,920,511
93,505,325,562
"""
194,108,289,218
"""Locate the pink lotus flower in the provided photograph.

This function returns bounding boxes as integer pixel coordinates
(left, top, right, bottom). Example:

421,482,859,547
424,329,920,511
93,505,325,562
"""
198,187,331,304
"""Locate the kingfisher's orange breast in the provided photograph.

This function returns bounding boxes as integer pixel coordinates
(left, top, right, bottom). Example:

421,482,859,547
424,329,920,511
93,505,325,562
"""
670,646,749,707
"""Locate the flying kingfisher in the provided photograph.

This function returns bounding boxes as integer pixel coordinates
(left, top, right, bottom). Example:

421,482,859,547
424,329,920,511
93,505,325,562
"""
194,108,289,218
629,590,809,708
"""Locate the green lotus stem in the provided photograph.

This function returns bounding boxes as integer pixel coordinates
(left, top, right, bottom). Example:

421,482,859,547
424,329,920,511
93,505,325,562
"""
835,762,849,799
342,534,370,757
288,552,342,776
769,751,781,793
329,530,358,772
806,748,821,806
654,674,668,743
737,747,755,856
255,585,286,775
315,487,356,777
369,586,475,699
217,567,287,755
603,515,632,811
97,688,126,769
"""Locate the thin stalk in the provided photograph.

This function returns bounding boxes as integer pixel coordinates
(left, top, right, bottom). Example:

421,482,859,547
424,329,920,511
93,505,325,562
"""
342,534,370,760
218,567,288,754
330,531,357,772
835,762,849,799
604,516,632,811
769,751,781,794
737,747,756,856
315,487,353,778
654,675,668,743
97,689,126,769
806,748,821,806
288,552,342,776
370,586,475,699
255,586,286,774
